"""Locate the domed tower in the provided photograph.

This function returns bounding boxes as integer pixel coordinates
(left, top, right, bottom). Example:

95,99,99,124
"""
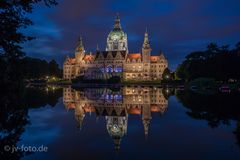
142,29,152,63
106,14,128,52
106,115,128,152
75,36,85,63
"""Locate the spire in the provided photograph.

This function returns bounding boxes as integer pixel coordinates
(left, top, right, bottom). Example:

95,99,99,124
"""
75,111,85,130
116,12,120,19
96,115,99,122
114,13,121,29
79,36,83,47
143,29,150,49
113,137,121,153
143,119,150,140
76,36,85,52
75,105,85,130
96,44,99,51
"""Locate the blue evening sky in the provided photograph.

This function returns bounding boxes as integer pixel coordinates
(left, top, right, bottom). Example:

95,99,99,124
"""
23,0,240,70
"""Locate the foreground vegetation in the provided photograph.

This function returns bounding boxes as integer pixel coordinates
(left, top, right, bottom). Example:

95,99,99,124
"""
0,0,57,89
176,42,240,82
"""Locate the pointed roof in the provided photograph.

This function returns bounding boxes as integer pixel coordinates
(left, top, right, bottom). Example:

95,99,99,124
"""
76,36,85,52
142,119,151,139
143,30,150,49
127,53,141,60
95,51,127,59
83,54,95,62
75,111,85,130
96,44,99,51
64,58,76,65
114,13,121,30
150,56,159,63
113,137,121,152
159,53,166,59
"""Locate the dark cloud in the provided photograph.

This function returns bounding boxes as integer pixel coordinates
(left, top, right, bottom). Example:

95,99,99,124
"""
23,0,240,69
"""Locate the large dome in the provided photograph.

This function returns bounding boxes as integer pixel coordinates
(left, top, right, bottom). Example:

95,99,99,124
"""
108,28,126,41
106,116,127,138
106,14,128,52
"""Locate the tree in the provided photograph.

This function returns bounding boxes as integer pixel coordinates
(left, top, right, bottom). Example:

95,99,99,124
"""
236,42,240,51
107,76,121,83
176,42,240,81
234,122,240,147
0,0,57,85
207,43,219,53
220,45,230,53
162,68,172,80
236,42,240,56
49,59,60,76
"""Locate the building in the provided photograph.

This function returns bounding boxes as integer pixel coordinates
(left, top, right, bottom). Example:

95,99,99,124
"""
63,86,168,151
63,15,168,81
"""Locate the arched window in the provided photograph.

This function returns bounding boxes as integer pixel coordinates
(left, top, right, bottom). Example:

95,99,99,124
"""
106,65,113,72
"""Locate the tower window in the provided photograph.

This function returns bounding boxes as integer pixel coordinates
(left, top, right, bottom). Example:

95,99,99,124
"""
113,40,118,50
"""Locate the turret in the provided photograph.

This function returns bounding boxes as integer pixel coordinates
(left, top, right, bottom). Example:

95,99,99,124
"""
142,105,152,139
75,36,85,63
96,44,99,52
142,29,152,63
114,13,121,29
142,118,150,140
75,104,85,130
113,137,121,153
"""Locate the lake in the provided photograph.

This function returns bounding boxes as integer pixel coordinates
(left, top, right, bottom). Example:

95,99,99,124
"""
1,86,240,160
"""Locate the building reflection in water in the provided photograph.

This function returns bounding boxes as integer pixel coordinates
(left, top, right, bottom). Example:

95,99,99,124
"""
63,86,168,151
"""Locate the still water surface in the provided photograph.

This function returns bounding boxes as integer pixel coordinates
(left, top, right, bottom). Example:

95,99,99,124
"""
1,86,240,160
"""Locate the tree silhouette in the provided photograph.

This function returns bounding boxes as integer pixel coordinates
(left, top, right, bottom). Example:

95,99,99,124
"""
0,86,62,159
162,68,172,80
220,45,230,53
236,42,240,50
0,0,57,85
49,59,61,77
176,42,240,81
207,43,218,52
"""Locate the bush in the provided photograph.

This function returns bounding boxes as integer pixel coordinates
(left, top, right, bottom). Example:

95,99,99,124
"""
72,76,85,83
107,76,121,84
189,78,216,88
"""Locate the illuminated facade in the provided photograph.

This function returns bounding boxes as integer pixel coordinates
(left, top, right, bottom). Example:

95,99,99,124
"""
63,15,168,81
63,86,168,151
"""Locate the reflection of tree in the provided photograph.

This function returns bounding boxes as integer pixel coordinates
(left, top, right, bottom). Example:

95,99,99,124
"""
23,87,62,107
176,91,240,128
176,91,240,148
234,122,240,147
0,88,29,159
162,88,175,100
0,87,62,159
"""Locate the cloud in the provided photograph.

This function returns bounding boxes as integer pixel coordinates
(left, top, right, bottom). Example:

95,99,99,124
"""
23,0,240,70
